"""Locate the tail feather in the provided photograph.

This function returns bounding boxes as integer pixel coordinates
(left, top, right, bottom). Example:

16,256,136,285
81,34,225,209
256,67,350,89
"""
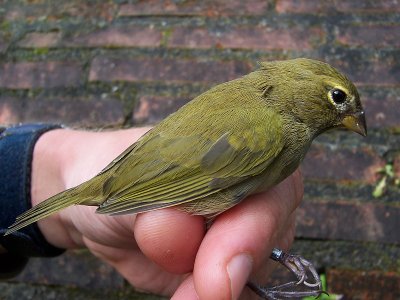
5,185,94,236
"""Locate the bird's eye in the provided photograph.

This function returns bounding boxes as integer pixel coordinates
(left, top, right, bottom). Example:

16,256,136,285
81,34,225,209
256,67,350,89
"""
330,89,347,104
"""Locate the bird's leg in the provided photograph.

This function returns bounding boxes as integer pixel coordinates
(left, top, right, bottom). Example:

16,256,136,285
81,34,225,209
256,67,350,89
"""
247,248,327,299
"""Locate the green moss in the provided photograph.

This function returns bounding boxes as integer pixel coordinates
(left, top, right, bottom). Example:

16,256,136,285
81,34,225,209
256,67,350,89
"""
161,28,173,47
292,240,400,272
33,47,49,56
0,282,167,300
0,20,11,32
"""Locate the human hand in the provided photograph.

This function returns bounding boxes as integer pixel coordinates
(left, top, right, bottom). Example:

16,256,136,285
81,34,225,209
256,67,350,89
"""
31,128,303,299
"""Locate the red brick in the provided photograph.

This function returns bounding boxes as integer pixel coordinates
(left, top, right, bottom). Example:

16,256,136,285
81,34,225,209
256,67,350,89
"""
331,56,400,86
5,5,48,21
63,2,117,22
0,34,10,54
394,154,400,178
168,28,215,49
133,95,193,125
336,0,400,13
296,201,400,244
0,96,124,126
0,99,18,124
66,26,162,48
0,62,82,89
17,26,162,49
89,57,251,84
119,0,269,17
17,32,62,48
169,26,324,50
337,25,400,48
302,144,384,184
276,0,400,13
14,250,124,288
276,0,335,14
5,2,117,22
267,265,303,289
327,269,400,300
363,97,400,129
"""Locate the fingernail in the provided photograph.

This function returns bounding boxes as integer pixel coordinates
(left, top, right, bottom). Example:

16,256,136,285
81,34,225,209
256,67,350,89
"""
227,254,253,300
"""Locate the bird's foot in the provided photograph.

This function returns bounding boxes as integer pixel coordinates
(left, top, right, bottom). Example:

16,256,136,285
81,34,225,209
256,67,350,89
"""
270,248,321,288
247,248,327,299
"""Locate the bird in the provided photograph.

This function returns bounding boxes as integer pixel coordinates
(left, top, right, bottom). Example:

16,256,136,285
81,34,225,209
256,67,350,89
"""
6,58,366,298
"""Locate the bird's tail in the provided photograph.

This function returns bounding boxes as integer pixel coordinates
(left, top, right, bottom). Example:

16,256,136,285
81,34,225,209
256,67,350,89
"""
5,183,98,236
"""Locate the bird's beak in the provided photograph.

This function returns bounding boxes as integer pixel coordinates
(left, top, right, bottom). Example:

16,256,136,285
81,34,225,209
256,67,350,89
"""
341,110,367,136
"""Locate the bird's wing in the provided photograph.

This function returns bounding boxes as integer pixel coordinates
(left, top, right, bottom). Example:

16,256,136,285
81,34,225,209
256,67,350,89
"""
96,106,284,215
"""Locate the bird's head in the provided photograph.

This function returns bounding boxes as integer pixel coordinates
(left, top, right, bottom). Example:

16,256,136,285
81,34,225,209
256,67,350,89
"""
258,58,367,137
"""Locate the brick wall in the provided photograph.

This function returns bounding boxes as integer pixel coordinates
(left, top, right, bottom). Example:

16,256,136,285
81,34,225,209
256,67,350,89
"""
1,1,399,299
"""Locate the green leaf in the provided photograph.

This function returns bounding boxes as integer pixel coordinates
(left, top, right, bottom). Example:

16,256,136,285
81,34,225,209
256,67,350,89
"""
302,273,343,300
372,176,387,198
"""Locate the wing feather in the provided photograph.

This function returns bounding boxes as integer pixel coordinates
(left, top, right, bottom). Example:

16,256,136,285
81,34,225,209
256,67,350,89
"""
97,91,284,215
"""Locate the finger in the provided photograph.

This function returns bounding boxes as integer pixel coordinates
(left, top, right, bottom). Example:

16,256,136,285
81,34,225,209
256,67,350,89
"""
58,206,139,249
277,210,297,252
134,208,205,274
251,210,297,282
171,275,199,300
85,239,185,296
173,210,297,300
193,171,303,300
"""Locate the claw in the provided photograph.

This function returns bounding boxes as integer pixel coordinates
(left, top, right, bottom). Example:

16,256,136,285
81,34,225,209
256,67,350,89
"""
247,248,325,299
270,248,322,289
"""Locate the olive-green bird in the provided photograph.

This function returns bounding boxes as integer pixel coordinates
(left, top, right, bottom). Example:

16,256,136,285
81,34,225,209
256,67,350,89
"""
6,58,367,298
6,58,366,234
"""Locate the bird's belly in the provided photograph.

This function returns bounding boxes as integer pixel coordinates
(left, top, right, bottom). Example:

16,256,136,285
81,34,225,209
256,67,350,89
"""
254,148,306,193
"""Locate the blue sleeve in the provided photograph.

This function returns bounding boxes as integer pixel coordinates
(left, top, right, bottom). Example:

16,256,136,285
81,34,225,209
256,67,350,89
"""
0,124,66,278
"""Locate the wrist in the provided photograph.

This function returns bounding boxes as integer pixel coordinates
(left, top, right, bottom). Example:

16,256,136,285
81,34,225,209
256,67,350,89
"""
31,129,77,249
31,129,67,208
0,124,65,264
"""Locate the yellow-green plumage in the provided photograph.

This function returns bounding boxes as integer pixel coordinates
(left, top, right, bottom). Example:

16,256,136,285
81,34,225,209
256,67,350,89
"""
6,58,366,235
